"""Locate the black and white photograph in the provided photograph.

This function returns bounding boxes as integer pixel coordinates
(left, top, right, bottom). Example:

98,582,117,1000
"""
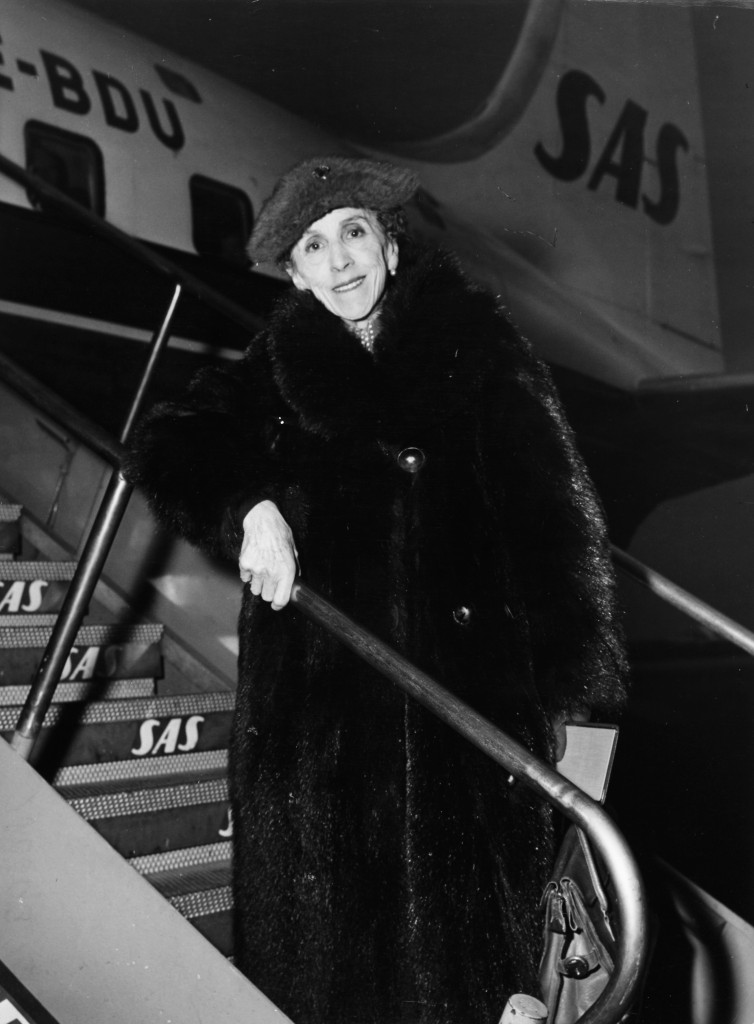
0,1,753,1022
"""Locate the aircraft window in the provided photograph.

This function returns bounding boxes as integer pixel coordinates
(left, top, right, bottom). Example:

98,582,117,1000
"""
190,175,253,268
24,121,104,216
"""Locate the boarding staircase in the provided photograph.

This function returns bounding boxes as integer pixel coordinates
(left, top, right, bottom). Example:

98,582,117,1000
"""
0,500,236,959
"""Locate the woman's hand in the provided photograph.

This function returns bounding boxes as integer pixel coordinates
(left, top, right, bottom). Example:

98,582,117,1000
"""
239,500,298,610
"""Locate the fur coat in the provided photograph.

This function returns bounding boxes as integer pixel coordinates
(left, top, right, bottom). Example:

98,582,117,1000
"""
126,243,628,1024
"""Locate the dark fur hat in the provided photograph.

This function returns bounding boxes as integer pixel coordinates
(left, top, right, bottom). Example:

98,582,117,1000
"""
248,155,420,265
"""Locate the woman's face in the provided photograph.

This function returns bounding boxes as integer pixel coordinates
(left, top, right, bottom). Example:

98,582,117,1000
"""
287,207,399,322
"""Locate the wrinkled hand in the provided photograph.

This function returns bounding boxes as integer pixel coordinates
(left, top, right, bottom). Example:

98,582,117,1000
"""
239,500,298,610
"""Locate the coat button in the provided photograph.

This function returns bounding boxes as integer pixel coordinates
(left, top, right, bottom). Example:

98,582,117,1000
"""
452,605,473,627
397,447,426,473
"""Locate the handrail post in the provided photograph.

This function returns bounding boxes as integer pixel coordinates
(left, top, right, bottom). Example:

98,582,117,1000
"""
120,284,183,444
10,471,132,759
10,285,182,760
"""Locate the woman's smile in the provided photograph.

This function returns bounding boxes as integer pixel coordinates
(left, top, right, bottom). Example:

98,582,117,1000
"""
333,276,366,293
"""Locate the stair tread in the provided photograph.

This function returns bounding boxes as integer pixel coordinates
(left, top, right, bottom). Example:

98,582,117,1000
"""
0,614,63,627
66,776,229,821
142,862,232,900
0,621,164,647
0,560,76,580
169,885,233,920
53,748,228,794
58,767,229,801
0,679,157,704
130,840,232,878
0,691,234,730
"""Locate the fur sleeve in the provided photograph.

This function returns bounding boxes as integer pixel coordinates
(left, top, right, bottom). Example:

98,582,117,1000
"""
123,336,285,560
482,317,628,722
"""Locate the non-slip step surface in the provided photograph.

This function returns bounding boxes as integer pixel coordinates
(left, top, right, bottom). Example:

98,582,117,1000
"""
169,885,233,921
68,777,229,821
170,887,234,956
68,777,230,858
139,858,233,900
0,691,234,728
129,840,232,887
0,678,156,704
0,622,163,647
0,561,76,579
53,748,229,794
0,615,64,627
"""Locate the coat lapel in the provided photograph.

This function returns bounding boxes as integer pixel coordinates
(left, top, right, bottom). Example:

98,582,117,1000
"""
265,245,497,443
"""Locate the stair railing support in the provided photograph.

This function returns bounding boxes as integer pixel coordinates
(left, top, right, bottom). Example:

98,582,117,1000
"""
10,284,183,760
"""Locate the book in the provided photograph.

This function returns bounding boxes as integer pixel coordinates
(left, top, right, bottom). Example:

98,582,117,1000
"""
557,723,619,803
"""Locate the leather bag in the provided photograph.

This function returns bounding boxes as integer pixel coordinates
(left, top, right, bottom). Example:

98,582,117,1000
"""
539,825,618,1023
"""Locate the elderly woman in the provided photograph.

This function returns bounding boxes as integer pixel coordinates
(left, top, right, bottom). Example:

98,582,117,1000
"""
126,156,627,1024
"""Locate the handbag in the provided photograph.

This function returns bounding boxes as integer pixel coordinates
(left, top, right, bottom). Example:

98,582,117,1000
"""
538,824,618,1024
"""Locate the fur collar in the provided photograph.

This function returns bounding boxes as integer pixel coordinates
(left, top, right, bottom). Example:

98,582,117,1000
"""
265,244,505,443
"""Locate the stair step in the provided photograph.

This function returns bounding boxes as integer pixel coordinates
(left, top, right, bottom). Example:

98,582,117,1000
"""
0,691,234,767
0,504,22,558
166,867,232,899
168,885,234,956
0,622,164,682
0,561,76,579
128,834,235,961
0,614,63,627
0,560,76,617
66,776,230,857
129,840,233,896
53,748,229,795
0,678,156,704
169,884,233,919
66,776,228,820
